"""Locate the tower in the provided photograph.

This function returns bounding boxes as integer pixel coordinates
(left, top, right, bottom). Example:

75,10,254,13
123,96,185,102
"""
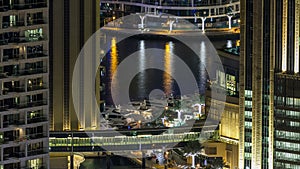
239,0,300,168
49,0,100,131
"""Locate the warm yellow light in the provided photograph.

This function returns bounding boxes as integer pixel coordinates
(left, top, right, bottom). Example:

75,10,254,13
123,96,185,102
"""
236,40,240,47
164,43,172,95
112,16,116,20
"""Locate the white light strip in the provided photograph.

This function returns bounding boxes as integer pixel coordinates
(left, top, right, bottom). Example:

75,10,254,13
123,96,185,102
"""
295,0,300,73
282,0,288,72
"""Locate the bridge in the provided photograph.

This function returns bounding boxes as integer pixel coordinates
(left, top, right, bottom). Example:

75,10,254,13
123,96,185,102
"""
49,124,218,152
100,0,240,31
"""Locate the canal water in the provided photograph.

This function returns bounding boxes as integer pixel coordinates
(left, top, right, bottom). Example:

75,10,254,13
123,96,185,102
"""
101,33,238,106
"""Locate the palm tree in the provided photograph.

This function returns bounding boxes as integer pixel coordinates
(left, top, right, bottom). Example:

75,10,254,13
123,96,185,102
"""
183,140,204,169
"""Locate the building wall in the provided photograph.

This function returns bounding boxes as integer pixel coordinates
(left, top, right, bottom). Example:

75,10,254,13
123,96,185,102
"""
0,0,50,168
203,142,239,169
239,0,300,169
50,0,100,131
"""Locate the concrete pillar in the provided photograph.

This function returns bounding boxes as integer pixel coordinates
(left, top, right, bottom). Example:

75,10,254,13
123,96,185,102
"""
227,15,233,29
200,17,207,32
121,4,124,12
106,153,111,169
142,151,146,169
70,154,74,169
191,154,196,168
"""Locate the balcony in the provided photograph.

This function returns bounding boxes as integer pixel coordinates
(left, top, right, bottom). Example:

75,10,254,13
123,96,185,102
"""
27,84,47,92
27,18,46,26
27,115,47,124
2,136,19,143
0,35,46,46
2,86,26,94
3,119,25,128
15,99,47,109
0,105,9,111
0,1,47,12
3,151,25,160
26,132,47,140
27,147,48,157
27,50,47,59
2,21,25,29
6,67,47,77
3,54,25,62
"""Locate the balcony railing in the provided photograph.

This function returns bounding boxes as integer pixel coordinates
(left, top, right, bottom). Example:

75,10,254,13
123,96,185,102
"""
2,21,25,29
27,18,46,26
27,50,47,59
3,119,25,127
9,67,47,76
2,136,20,143
0,105,9,111
0,35,46,46
15,99,47,109
27,116,47,124
27,84,47,92
2,86,26,94
27,148,48,156
3,54,25,62
26,132,47,140
0,2,47,12
3,151,25,159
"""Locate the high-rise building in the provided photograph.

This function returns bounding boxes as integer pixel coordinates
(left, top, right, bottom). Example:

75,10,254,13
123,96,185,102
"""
239,0,300,168
0,0,49,168
49,0,100,131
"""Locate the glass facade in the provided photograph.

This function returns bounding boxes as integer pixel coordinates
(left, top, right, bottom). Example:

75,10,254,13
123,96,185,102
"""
274,75,300,169
240,0,300,168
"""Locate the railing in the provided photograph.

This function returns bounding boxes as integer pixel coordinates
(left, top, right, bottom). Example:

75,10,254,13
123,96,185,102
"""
3,54,25,62
0,100,47,112
26,132,48,140
50,132,205,147
2,21,25,28
27,50,48,59
0,35,46,46
9,67,47,76
27,18,46,26
0,105,9,111
27,116,47,124
3,119,25,127
27,147,48,156
27,84,47,92
2,86,26,94
15,99,48,109
0,2,47,11
104,0,239,7
4,151,25,159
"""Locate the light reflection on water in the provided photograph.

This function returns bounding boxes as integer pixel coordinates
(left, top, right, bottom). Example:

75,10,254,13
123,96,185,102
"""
104,36,209,106
163,42,173,96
